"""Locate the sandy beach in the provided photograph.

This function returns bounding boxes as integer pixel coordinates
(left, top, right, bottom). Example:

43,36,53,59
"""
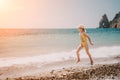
0,55,120,80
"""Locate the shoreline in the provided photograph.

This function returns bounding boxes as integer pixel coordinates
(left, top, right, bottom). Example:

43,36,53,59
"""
0,56,120,80
17,63,120,80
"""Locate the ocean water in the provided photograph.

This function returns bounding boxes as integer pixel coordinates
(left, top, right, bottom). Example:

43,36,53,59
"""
0,28,120,67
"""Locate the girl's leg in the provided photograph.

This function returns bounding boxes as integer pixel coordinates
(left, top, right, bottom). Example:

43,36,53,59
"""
84,45,93,65
76,46,83,63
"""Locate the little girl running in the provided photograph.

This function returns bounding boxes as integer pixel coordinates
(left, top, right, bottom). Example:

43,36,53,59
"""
76,25,94,65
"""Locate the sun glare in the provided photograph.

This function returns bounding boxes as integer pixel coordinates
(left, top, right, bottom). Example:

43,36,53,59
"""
0,0,10,11
0,0,5,7
0,0,8,11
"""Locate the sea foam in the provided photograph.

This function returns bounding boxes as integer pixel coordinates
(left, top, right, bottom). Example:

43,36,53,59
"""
0,46,120,67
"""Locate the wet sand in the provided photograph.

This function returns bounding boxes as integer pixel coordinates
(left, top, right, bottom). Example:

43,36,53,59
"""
0,56,120,80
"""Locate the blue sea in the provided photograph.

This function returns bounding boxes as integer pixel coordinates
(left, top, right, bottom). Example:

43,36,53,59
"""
0,28,120,67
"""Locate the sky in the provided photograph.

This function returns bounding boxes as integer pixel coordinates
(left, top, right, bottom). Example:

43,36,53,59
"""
0,0,120,28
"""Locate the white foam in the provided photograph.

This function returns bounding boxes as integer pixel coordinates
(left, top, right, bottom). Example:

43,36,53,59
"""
0,46,120,67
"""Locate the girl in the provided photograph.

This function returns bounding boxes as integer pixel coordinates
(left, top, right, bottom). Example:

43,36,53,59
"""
76,25,94,65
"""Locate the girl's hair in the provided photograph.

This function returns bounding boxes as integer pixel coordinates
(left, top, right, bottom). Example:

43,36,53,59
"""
78,25,85,32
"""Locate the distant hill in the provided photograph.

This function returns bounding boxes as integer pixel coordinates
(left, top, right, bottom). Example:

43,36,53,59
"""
99,12,120,28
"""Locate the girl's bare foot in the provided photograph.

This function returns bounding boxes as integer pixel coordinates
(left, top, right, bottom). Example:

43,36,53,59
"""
91,61,93,65
76,59,80,63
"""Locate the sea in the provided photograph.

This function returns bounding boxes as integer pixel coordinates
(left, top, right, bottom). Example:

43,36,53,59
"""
0,28,120,67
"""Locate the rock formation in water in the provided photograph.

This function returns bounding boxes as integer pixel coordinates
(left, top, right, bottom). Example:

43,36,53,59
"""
110,12,120,28
99,14,110,28
99,12,120,28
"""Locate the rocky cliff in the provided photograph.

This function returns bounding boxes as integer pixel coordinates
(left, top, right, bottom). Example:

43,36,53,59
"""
99,14,110,28
110,12,120,28
99,12,120,28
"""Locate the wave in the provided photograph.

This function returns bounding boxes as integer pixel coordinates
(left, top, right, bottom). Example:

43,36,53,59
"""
0,46,120,67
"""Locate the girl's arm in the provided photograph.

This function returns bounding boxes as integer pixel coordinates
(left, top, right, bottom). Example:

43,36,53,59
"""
83,32,93,45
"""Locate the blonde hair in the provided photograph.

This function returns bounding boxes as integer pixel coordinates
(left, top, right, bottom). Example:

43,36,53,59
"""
78,25,85,32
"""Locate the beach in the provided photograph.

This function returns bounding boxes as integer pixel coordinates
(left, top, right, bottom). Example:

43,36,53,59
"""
0,0,120,79
0,55,120,80
0,28,120,80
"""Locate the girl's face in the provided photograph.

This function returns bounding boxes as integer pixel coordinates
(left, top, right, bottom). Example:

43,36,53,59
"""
78,28,83,33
